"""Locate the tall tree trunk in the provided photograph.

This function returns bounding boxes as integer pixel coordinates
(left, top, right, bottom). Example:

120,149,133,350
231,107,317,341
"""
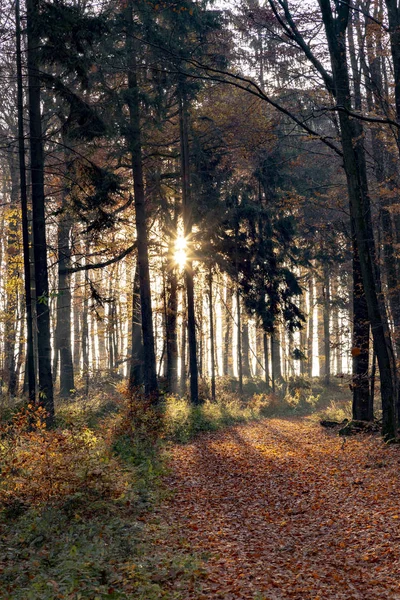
166,264,178,395
82,273,89,396
358,10,400,358
55,183,74,397
307,276,314,377
242,315,251,379
299,286,306,377
26,0,54,421
208,266,216,402
317,278,326,379
129,265,144,389
178,86,199,404
263,332,270,388
331,269,339,376
320,0,396,438
271,330,282,390
352,235,372,420
125,3,158,399
73,267,82,372
180,289,187,395
236,287,243,394
323,264,331,385
385,0,400,150
4,160,20,397
223,283,232,376
16,0,35,404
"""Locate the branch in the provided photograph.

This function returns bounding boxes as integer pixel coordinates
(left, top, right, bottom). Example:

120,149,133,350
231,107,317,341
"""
271,0,336,95
176,59,344,157
65,242,136,274
332,104,400,127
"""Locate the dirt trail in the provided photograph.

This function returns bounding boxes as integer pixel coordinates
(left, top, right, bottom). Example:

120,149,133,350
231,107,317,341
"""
157,418,400,599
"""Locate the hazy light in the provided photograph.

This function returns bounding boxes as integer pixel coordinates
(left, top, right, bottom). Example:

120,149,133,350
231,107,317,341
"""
174,235,187,268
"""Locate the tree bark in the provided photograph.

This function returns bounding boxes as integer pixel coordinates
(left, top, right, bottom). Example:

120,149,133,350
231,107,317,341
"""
16,0,35,404
223,283,233,376
55,180,74,397
179,85,199,404
263,332,270,388
242,315,251,379
125,3,158,399
319,0,396,438
307,276,314,378
208,266,216,402
27,0,54,422
129,265,144,389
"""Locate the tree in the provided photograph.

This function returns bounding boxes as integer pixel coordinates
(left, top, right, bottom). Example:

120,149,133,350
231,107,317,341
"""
26,0,54,422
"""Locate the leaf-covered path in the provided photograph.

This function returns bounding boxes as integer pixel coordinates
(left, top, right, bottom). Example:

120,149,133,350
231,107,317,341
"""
156,418,400,599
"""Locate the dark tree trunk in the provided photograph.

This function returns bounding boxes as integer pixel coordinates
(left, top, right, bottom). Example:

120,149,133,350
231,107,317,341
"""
55,185,74,397
179,85,199,404
166,265,178,394
263,332,270,388
385,0,400,148
165,202,179,394
358,12,400,358
352,236,373,421
129,266,144,389
180,290,187,395
27,0,54,422
125,3,158,399
208,267,216,402
320,0,397,438
16,0,35,404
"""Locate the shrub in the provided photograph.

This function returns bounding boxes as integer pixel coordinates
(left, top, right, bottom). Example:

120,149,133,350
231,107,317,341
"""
0,404,130,511
285,376,320,412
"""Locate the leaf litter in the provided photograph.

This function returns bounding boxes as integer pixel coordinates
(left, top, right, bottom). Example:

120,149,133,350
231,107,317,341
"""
148,417,400,599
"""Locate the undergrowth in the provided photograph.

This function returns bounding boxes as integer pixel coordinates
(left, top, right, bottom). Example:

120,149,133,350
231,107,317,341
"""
0,376,351,598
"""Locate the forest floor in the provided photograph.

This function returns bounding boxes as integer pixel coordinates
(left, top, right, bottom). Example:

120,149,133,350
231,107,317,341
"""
144,417,400,600
2,386,400,599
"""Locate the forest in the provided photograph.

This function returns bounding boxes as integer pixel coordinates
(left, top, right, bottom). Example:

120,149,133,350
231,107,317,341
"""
1,0,400,598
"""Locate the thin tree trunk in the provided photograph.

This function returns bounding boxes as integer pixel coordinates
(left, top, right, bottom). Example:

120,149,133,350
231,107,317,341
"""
263,332,270,388
180,289,187,395
208,266,216,402
323,265,331,385
236,287,243,394
242,315,251,379
16,0,35,403
179,86,199,404
73,267,82,372
55,180,74,397
223,283,232,376
307,276,314,377
4,160,20,397
82,273,89,396
129,265,144,389
317,278,325,380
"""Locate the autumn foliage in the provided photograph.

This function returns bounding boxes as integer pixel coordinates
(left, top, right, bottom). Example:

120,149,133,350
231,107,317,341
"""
0,404,129,511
